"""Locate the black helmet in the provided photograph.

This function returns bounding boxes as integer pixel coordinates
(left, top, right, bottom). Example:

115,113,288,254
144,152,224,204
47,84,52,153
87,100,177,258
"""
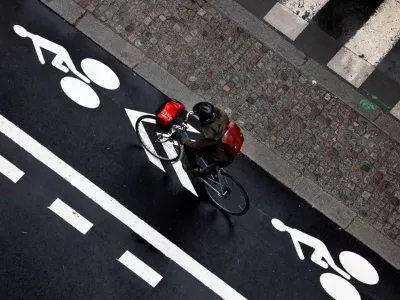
193,102,216,124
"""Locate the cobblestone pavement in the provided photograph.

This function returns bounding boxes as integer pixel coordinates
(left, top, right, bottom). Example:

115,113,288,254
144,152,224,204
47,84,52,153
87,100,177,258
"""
73,0,400,246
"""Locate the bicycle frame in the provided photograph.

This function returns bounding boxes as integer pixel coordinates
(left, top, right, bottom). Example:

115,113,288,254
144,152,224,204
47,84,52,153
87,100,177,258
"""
156,111,230,196
200,170,229,197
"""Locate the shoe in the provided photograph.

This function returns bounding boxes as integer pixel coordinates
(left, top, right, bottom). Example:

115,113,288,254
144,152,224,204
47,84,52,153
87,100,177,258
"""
182,163,202,175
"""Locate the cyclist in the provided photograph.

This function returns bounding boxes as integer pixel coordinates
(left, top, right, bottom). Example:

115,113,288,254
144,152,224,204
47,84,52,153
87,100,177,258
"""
171,102,232,174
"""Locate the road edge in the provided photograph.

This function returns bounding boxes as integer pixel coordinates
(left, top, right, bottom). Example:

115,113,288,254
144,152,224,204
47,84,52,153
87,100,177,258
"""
210,0,400,145
39,0,400,269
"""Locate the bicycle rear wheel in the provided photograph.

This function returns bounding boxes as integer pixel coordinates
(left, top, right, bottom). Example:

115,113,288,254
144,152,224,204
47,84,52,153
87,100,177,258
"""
199,160,249,216
135,115,181,162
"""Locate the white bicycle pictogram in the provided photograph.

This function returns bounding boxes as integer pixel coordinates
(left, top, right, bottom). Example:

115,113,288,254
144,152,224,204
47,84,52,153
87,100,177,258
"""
14,24,382,300
13,25,120,109
272,218,379,300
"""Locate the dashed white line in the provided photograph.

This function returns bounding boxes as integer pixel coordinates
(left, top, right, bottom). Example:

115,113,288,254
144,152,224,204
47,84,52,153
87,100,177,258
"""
0,114,246,300
48,198,93,234
118,250,163,287
0,154,24,183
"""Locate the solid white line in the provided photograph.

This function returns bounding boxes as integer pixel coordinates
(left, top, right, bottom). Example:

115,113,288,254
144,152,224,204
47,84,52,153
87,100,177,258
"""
48,198,93,234
118,250,163,287
0,114,246,300
0,154,24,183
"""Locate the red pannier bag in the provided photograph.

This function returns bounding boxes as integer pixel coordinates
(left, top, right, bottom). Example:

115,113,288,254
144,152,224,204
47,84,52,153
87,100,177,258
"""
222,121,244,158
155,99,185,129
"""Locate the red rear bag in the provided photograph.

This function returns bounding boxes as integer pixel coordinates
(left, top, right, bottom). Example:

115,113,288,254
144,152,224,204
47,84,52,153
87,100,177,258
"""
155,100,185,128
222,122,244,157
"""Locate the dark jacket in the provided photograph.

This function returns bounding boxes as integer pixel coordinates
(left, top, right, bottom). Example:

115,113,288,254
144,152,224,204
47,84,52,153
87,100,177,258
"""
181,108,231,162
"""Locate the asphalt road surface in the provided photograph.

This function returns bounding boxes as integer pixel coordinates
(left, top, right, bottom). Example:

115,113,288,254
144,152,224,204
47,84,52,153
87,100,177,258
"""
0,1,399,299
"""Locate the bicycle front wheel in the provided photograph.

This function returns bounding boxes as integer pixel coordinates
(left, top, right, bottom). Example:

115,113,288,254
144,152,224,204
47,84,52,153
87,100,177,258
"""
135,115,181,162
202,170,250,216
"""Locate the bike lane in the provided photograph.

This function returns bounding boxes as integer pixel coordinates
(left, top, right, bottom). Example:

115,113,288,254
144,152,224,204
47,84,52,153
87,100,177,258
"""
0,0,399,299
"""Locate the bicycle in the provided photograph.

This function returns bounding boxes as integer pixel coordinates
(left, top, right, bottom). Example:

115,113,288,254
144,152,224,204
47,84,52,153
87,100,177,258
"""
135,111,250,216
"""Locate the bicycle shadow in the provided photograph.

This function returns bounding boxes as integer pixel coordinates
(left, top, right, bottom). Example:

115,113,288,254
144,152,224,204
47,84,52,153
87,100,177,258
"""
127,144,235,230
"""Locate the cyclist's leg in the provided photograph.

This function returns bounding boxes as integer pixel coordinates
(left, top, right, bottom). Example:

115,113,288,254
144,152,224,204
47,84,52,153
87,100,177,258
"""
182,146,200,172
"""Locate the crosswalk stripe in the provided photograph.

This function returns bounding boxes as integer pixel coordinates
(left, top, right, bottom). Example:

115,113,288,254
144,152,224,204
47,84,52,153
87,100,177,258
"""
118,251,163,287
0,154,24,183
264,0,329,40
282,0,329,22
391,102,400,119
328,0,400,87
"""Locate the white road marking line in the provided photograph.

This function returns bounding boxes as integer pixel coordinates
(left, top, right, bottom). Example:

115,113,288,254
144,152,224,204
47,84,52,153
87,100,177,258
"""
327,48,376,88
264,3,308,41
126,108,199,195
0,154,24,183
48,198,93,234
125,109,165,172
390,101,400,120
264,0,329,40
161,141,198,196
345,0,400,67
0,114,246,300
328,0,400,87
282,0,329,22
118,250,163,287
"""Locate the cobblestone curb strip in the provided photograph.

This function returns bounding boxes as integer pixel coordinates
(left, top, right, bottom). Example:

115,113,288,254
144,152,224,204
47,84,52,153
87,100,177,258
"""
40,0,400,269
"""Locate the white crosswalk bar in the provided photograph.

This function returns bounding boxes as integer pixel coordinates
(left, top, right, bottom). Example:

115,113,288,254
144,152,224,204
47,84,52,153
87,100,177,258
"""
118,251,163,287
391,102,400,120
328,0,400,87
0,154,24,183
264,0,330,40
48,198,93,234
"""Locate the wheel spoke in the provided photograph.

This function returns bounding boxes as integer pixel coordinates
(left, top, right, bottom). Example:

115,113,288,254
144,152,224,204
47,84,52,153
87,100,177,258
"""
203,171,249,215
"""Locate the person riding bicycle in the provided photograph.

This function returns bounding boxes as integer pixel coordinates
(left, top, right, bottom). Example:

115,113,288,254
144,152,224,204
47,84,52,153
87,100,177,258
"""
171,102,233,174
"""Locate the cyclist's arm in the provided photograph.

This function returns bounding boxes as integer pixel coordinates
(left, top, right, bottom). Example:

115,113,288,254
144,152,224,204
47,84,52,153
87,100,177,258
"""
217,108,229,124
181,137,219,150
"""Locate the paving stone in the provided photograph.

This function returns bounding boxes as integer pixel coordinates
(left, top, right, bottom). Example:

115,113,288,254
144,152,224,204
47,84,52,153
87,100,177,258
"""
71,0,400,246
